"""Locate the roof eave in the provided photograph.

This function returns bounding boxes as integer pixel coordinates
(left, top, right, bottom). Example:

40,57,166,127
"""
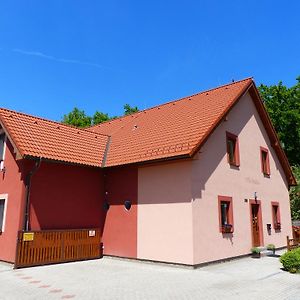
248,83,297,187
0,117,24,159
188,80,296,187
189,79,253,157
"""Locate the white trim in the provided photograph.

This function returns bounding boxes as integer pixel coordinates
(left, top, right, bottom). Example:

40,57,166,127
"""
0,194,8,233
0,135,7,171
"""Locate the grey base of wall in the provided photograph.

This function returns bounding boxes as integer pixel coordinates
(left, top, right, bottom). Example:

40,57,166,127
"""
0,259,14,267
104,246,287,269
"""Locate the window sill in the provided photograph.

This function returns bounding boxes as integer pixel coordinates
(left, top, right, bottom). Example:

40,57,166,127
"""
274,224,281,231
229,163,240,170
221,225,234,234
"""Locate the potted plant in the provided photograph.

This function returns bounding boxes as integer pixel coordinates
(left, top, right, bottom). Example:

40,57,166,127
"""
251,247,261,258
274,222,281,230
222,224,233,233
267,244,275,255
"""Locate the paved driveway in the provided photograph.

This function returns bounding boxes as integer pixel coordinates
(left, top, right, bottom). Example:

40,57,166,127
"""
0,252,300,300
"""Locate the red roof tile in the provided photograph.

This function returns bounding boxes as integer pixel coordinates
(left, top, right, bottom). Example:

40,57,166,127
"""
91,78,253,167
0,78,295,185
0,108,109,167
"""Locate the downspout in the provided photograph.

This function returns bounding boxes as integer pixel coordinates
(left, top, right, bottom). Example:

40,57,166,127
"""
23,158,42,231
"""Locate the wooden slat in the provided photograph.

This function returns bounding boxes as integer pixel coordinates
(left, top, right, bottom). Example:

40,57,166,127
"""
15,229,102,268
287,235,300,251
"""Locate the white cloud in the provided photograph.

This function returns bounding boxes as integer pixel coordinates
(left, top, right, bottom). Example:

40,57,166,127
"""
13,48,108,69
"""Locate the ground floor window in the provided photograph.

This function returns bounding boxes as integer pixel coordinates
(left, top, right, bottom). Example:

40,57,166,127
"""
218,196,234,233
0,195,7,233
271,201,281,231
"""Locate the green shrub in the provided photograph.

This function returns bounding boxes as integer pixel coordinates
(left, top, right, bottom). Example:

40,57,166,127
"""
267,244,275,250
251,247,261,254
280,248,300,273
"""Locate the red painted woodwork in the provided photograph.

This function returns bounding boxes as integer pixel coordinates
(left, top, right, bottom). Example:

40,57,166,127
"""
15,229,102,268
271,201,281,231
226,132,240,167
218,195,234,233
101,166,138,258
260,146,270,176
249,199,264,247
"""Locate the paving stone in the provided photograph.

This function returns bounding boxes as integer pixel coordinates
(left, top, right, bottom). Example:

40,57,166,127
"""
0,250,299,300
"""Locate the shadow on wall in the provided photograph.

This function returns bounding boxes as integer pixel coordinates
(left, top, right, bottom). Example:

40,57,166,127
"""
138,159,194,205
191,99,253,201
190,93,287,201
29,162,106,234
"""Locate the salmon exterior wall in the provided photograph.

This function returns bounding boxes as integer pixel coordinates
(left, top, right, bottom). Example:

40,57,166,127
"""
192,92,292,265
29,161,105,231
0,139,26,263
101,166,138,258
137,161,194,265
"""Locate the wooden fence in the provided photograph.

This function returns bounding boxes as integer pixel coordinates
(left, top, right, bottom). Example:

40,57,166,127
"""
293,226,300,240
287,235,300,251
15,229,102,268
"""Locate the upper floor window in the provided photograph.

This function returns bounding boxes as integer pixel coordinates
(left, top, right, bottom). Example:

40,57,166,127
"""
0,133,5,162
218,196,234,233
226,132,240,167
271,202,281,231
260,146,270,176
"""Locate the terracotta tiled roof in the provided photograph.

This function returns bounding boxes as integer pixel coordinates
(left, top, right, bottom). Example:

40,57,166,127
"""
0,108,109,167
90,78,253,167
0,78,295,185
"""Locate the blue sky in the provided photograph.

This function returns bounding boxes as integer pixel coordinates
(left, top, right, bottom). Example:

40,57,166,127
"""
0,0,299,121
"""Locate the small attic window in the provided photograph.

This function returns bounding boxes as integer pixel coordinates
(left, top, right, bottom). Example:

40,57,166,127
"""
0,133,5,162
0,133,6,171
226,132,240,167
260,147,270,176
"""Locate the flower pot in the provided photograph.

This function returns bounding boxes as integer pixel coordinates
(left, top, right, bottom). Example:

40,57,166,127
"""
251,252,261,258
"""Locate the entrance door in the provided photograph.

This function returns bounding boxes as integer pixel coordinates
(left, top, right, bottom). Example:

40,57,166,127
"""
251,204,261,246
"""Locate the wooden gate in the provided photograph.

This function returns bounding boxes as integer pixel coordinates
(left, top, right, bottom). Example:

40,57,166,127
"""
15,229,102,268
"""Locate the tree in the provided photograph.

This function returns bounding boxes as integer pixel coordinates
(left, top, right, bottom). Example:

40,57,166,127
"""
124,104,139,115
62,107,91,128
92,111,110,125
258,77,300,166
259,77,300,220
290,166,300,220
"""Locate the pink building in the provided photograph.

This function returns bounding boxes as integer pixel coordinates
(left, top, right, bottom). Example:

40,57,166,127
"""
0,78,296,267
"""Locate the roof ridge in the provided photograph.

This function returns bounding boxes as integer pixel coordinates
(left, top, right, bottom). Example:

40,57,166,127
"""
88,112,139,129
0,107,110,138
89,77,253,130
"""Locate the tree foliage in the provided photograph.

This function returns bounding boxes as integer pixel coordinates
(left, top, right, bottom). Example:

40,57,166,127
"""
62,103,139,127
62,107,92,128
92,111,110,125
258,77,300,166
259,77,300,220
290,166,300,220
124,103,139,115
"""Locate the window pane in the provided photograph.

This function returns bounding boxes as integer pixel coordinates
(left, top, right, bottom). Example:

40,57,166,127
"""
0,134,5,160
0,199,5,231
221,202,228,225
227,139,235,163
274,206,278,222
262,151,268,173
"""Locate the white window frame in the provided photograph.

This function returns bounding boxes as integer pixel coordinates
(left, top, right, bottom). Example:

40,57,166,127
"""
0,129,6,171
0,194,8,233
